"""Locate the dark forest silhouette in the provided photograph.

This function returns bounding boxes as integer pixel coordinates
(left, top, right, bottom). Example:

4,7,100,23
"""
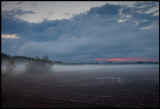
1,53,54,75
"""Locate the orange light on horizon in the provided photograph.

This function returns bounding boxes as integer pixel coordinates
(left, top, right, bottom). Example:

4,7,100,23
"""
95,58,157,62
2,34,19,39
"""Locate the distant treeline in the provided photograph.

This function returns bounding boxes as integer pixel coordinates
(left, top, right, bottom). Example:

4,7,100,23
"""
1,53,53,64
1,53,159,65
53,61,159,65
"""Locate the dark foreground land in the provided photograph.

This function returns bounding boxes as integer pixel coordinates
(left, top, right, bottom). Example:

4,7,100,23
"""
2,65,159,108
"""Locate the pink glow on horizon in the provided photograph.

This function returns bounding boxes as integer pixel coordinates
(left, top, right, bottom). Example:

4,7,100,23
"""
95,58,157,62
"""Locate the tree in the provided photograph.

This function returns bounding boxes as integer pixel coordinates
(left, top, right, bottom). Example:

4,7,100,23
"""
43,55,48,61
2,58,16,76
7,58,16,72
36,56,40,60
25,59,53,74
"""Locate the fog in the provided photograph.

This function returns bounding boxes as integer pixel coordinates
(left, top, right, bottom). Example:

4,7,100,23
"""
53,64,159,73
2,62,26,76
2,60,54,76
2,61,159,78
2,61,159,89
52,64,159,84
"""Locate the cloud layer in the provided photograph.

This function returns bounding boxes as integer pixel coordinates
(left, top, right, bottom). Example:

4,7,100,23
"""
2,1,159,62
2,1,109,23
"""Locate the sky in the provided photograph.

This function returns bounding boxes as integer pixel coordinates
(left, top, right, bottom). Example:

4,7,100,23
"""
1,1,159,62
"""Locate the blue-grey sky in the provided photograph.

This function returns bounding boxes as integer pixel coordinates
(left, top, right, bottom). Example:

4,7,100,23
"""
1,1,159,62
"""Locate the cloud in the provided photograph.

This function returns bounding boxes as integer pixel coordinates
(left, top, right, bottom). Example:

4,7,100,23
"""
134,1,159,16
2,1,109,23
64,13,69,17
2,34,19,39
118,19,127,23
16,18,159,62
140,23,156,30
2,1,158,24
2,2,159,62
2,9,35,16
2,9,36,22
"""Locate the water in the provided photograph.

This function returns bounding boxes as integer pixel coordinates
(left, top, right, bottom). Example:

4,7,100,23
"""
2,64,159,108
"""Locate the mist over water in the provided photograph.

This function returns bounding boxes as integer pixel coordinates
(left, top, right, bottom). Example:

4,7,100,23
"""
53,64,159,73
2,61,159,77
2,61,159,89
2,62,25,76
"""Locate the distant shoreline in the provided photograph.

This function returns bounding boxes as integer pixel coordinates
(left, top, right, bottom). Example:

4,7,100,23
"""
54,62,159,65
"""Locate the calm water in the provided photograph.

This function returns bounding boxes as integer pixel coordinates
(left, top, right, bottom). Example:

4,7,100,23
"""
2,64,159,108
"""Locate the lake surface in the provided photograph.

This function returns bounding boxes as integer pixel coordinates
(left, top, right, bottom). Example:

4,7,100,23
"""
2,64,159,108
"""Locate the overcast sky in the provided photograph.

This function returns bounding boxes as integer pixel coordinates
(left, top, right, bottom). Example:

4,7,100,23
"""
1,1,159,62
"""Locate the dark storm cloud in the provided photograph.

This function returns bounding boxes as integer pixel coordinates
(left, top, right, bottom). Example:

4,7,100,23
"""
2,16,29,34
87,3,121,16
2,2,159,62
2,9,36,18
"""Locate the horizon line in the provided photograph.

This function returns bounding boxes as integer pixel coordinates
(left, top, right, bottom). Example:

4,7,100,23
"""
95,58,158,62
